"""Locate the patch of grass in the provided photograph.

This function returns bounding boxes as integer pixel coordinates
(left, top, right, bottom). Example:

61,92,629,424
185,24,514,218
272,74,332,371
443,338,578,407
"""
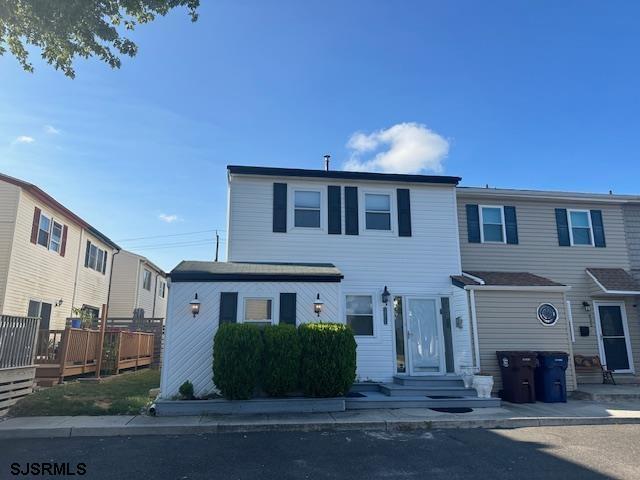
9,369,160,417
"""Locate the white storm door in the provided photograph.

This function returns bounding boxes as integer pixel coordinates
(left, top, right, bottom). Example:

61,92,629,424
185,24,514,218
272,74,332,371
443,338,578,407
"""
406,298,444,375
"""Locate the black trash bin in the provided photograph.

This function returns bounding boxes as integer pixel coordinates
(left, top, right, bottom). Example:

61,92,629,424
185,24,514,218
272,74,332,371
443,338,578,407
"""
496,351,537,403
535,352,569,403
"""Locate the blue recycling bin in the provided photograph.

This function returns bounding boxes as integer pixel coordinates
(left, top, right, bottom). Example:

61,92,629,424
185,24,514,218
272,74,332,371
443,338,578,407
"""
535,352,568,403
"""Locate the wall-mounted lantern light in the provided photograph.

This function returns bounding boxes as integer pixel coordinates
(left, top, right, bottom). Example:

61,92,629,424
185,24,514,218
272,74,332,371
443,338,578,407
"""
381,286,390,305
313,293,324,317
55,299,63,307
582,301,591,313
190,293,201,318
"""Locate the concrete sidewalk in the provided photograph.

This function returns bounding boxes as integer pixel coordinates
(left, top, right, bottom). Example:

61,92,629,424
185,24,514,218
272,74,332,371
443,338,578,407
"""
1,399,639,439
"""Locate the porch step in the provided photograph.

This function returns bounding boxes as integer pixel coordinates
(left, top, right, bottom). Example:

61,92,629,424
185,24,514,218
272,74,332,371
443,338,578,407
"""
379,383,476,397
345,392,500,410
393,375,465,388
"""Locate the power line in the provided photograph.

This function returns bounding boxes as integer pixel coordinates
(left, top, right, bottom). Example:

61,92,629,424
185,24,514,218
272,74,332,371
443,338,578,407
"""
127,238,225,250
133,239,227,251
117,228,226,243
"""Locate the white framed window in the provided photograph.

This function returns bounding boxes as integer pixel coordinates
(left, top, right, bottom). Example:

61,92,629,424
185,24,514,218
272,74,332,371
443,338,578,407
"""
480,205,506,243
294,190,321,228
365,193,391,231
142,269,152,290
49,221,63,253
243,298,273,326
346,294,374,336
85,241,107,273
158,281,166,298
88,244,98,270
37,214,51,247
568,210,594,246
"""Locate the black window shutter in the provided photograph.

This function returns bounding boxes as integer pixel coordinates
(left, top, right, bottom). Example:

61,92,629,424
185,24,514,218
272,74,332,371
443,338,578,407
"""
279,293,297,325
591,210,606,248
84,240,91,267
503,206,519,244
327,186,341,234
555,209,570,246
273,183,287,233
219,292,238,324
345,186,359,235
466,204,481,243
397,188,412,237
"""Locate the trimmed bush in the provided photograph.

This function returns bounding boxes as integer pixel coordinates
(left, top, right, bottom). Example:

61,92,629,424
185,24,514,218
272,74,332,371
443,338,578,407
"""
261,324,301,396
178,380,194,400
213,324,263,400
299,323,357,397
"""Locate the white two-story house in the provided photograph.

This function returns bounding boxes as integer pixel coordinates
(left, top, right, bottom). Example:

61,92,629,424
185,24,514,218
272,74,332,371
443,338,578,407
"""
161,165,477,399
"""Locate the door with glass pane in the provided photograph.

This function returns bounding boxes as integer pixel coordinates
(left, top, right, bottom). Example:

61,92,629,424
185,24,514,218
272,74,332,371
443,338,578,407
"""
406,298,443,375
595,302,634,373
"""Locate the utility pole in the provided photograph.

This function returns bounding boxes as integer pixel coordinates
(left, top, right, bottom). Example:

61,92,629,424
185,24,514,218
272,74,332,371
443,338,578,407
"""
215,230,219,262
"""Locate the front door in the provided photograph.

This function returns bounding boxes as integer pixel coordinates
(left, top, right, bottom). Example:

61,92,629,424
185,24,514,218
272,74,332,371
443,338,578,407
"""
594,302,635,373
406,298,444,375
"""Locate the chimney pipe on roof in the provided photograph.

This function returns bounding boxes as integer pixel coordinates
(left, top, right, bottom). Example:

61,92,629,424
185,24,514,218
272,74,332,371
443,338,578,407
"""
324,154,331,171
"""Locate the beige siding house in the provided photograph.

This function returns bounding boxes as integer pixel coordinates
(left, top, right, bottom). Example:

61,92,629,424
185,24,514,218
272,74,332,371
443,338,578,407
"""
456,187,640,387
108,250,167,319
0,173,119,329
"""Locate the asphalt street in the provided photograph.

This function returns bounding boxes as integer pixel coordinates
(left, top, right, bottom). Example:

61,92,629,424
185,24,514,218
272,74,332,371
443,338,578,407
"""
1,425,639,479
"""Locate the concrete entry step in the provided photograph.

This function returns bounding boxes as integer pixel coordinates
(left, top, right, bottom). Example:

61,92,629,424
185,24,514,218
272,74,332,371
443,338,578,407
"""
379,383,477,397
572,384,640,402
392,375,465,388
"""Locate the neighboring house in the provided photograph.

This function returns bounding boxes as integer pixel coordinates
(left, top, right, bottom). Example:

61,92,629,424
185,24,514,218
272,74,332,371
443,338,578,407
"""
0,173,120,330
108,249,168,319
456,187,640,388
162,165,474,397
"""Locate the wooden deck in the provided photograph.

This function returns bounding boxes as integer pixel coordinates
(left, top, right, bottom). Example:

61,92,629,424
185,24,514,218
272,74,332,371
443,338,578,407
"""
35,328,154,383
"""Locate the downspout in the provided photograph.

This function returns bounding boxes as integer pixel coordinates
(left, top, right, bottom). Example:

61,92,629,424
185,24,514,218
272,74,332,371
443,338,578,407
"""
152,271,158,318
133,259,142,314
468,289,481,369
71,229,85,317
562,291,578,391
106,249,121,321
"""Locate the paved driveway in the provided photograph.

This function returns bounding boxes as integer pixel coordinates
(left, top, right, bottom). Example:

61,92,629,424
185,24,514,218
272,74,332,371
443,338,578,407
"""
1,425,638,479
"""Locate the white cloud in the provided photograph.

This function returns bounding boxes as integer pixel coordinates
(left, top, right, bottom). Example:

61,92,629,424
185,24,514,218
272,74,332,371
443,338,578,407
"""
44,125,61,135
343,122,449,174
158,213,180,223
13,135,35,144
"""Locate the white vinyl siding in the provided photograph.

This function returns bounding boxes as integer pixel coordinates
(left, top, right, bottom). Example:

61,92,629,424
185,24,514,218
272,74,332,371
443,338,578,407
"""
226,175,465,382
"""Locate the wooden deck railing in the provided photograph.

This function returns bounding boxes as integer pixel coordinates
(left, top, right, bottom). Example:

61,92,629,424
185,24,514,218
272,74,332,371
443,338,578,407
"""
35,328,154,381
0,316,41,414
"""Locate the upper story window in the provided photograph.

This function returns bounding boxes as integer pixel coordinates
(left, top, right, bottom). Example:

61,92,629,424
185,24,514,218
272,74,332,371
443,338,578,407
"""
49,222,63,253
142,269,152,290
569,210,593,246
33,208,67,255
85,240,107,274
244,298,273,327
37,214,51,247
294,190,321,228
365,194,391,230
346,294,374,336
480,206,506,243
158,280,166,298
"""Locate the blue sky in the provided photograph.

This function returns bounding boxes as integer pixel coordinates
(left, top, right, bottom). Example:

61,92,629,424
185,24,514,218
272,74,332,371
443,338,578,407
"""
2,1,640,271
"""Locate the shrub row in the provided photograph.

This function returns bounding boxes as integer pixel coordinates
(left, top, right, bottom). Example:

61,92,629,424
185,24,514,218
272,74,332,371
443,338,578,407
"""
213,323,357,400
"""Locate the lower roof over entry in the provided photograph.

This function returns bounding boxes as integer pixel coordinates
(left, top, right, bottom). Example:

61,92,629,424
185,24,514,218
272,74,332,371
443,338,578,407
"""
451,271,569,291
170,261,344,283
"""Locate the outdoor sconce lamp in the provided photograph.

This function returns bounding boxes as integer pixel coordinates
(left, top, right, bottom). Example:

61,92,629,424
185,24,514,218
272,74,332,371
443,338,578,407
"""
582,301,591,313
55,299,63,307
190,293,201,318
381,286,390,305
313,294,324,317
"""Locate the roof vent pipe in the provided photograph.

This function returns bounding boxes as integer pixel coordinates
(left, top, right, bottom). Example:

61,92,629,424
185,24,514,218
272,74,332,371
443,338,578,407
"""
324,154,330,171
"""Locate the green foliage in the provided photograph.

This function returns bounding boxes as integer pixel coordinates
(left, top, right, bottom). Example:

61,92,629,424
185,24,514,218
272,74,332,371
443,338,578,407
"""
298,323,357,397
0,0,199,78
261,324,301,397
213,324,263,400
178,380,194,400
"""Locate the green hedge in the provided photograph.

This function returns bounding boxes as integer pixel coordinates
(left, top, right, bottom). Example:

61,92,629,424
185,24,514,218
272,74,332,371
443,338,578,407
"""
213,324,263,400
298,323,357,397
261,324,301,396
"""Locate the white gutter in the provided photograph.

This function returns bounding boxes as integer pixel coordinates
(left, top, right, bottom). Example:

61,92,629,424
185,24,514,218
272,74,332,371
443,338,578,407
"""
586,270,640,296
461,271,486,285
469,289,481,369
463,285,571,293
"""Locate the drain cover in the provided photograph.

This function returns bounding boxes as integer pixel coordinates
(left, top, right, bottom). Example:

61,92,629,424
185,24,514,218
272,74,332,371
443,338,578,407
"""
430,407,473,414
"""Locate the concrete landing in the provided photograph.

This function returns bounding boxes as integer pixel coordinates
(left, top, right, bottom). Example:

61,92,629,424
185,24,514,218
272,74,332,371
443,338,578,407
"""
572,384,640,402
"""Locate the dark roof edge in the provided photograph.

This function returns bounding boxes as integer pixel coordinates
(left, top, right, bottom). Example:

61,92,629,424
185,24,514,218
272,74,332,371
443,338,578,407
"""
170,272,344,283
0,172,120,250
227,165,461,185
